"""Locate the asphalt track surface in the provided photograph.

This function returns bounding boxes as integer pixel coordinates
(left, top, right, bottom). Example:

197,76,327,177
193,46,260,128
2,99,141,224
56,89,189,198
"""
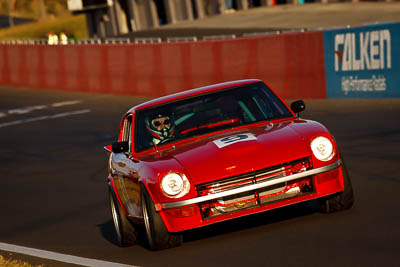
0,86,399,267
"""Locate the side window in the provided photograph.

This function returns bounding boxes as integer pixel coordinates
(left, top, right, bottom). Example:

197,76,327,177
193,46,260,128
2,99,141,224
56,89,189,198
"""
122,116,132,153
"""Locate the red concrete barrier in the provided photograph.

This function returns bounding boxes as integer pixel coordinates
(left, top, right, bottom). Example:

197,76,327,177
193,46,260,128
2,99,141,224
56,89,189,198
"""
0,31,326,99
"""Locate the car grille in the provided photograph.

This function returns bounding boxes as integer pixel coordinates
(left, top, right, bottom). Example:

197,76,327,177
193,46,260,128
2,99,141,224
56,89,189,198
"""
196,157,314,219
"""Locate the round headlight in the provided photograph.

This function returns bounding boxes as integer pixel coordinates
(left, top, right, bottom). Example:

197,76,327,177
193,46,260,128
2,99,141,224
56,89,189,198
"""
310,136,335,161
161,172,190,198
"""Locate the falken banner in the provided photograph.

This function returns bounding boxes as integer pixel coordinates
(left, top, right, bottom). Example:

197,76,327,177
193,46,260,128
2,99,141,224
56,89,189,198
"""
323,22,400,98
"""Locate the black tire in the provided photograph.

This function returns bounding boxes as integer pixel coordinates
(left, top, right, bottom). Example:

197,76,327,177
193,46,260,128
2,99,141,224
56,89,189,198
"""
141,185,182,250
319,159,354,213
109,188,138,247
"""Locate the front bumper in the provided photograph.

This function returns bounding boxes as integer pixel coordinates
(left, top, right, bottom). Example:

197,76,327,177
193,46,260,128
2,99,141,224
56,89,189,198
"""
157,160,341,210
157,159,344,232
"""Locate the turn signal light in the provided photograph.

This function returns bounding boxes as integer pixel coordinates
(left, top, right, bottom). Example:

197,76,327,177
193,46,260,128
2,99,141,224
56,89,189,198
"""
166,205,197,218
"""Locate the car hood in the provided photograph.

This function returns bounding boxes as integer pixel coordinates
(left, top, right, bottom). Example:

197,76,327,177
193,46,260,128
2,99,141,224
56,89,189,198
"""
166,120,311,185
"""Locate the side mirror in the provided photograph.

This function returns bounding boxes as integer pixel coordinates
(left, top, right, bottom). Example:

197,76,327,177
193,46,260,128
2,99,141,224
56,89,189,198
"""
112,141,129,153
291,100,306,116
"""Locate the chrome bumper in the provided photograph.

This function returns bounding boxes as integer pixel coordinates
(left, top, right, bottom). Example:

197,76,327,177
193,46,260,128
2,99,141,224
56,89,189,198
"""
157,160,342,211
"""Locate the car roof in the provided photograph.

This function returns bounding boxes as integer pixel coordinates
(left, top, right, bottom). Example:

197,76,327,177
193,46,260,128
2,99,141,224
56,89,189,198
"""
127,79,262,114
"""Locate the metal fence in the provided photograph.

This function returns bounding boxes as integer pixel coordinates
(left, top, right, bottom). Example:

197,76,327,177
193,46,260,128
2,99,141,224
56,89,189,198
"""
0,29,315,45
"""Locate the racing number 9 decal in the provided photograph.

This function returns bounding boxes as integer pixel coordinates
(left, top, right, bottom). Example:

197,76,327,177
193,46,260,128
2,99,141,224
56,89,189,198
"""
213,133,257,148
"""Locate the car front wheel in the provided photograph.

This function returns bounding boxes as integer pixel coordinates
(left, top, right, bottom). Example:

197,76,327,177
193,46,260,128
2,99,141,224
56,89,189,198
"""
109,188,138,247
141,185,182,250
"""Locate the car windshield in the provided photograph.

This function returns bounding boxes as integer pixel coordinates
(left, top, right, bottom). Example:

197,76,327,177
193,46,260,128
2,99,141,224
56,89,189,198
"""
135,82,292,152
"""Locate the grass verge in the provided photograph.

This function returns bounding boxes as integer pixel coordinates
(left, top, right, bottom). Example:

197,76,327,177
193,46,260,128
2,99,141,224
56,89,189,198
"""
0,255,43,267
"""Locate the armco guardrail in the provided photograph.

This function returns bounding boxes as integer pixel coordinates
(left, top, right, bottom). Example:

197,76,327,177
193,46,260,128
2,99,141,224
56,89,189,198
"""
0,31,326,99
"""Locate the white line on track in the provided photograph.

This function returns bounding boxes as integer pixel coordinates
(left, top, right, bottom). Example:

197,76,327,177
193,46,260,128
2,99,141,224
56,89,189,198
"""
0,100,82,119
0,109,91,129
8,105,47,115
52,100,82,107
0,242,136,267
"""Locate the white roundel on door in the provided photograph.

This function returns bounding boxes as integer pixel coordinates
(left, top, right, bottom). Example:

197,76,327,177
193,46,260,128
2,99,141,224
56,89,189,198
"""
213,133,257,148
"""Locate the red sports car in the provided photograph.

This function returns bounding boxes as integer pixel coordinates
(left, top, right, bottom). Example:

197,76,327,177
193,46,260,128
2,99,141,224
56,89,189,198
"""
105,79,354,250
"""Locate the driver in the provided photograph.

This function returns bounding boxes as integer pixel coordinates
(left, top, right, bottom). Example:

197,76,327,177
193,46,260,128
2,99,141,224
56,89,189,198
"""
145,114,175,145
